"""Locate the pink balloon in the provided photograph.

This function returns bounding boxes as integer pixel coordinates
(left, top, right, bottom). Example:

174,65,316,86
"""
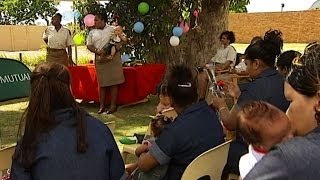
84,14,95,27
179,22,190,33
193,10,199,17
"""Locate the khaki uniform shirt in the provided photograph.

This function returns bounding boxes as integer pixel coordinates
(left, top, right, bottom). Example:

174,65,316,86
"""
43,26,73,49
87,24,115,50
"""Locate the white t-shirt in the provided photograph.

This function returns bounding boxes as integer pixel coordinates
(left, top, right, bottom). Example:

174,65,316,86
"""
239,145,265,179
86,24,115,50
43,26,73,49
211,45,237,66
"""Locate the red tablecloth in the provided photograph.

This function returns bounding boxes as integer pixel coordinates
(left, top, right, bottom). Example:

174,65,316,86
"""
68,64,166,105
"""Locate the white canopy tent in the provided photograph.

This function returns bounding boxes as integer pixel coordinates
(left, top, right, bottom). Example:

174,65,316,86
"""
310,0,320,10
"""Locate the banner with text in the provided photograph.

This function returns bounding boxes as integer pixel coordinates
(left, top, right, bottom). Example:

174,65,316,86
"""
0,58,31,102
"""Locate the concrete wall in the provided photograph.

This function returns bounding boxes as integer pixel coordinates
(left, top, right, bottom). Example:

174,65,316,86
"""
229,10,320,43
0,25,46,51
1,10,320,51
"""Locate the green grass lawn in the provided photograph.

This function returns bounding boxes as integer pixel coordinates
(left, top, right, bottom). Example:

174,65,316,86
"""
0,96,159,153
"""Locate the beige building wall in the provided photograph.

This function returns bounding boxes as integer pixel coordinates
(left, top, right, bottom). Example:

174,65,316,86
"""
1,10,320,51
229,10,320,43
0,25,46,51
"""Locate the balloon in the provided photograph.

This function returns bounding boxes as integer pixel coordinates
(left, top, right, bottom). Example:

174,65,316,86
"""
73,33,85,46
172,27,183,37
133,22,144,33
84,14,95,27
74,10,81,19
169,36,180,46
179,22,190,33
62,11,74,21
121,54,130,62
193,10,199,17
138,2,149,15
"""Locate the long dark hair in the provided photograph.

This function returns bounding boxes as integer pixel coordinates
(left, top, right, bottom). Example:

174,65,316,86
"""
287,43,320,124
14,62,88,169
244,29,283,67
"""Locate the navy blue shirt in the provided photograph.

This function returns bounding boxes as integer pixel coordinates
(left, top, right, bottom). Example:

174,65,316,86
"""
237,68,289,112
245,127,320,180
11,108,125,180
150,101,225,180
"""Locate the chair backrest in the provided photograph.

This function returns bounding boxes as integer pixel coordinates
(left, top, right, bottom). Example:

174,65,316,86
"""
181,141,231,180
104,121,116,135
0,145,16,171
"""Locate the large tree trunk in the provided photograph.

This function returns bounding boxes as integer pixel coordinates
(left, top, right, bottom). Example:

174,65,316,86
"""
165,0,229,67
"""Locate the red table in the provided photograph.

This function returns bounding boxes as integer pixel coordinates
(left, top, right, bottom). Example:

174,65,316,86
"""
68,64,166,105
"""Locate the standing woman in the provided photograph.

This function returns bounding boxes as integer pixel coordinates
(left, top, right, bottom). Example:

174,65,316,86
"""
87,14,126,114
10,62,125,180
43,13,73,66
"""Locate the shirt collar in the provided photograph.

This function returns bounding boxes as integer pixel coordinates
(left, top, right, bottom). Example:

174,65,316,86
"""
53,108,74,123
178,101,208,117
255,67,278,80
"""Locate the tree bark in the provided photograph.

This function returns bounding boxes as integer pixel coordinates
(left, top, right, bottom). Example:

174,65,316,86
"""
165,0,229,67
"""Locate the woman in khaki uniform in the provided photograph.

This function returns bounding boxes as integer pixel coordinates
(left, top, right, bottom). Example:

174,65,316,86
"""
43,13,73,66
87,14,126,114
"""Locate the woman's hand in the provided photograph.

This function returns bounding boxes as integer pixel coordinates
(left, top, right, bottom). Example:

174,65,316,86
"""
96,49,103,55
226,82,241,99
211,94,227,109
135,144,149,157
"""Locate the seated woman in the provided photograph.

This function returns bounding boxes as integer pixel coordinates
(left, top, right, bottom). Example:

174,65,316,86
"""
245,42,320,179
211,31,237,71
10,62,125,180
211,29,289,178
237,101,293,179
276,50,301,76
136,64,225,179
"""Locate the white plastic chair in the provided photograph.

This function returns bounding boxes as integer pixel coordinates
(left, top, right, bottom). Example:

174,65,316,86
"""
181,140,231,180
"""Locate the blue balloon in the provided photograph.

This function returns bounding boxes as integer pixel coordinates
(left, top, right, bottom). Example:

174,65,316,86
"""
172,27,183,37
74,10,81,19
121,54,130,62
63,11,74,21
133,22,144,33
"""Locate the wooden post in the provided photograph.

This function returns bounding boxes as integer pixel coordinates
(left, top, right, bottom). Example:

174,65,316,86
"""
75,45,78,65
19,53,22,62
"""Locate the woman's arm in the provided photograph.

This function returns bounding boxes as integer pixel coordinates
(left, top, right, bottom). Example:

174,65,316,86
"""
211,81,241,130
119,33,128,42
135,144,149,157
211,98,239,130
87,45,101,55
221,61,232,70
137,152,159,172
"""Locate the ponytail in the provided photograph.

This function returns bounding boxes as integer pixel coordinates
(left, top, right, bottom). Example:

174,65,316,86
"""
245,29,283,67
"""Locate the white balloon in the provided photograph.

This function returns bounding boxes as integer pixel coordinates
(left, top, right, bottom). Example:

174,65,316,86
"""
169,36,180,46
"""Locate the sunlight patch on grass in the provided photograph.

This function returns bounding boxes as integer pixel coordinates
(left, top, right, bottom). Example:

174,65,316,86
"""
233,43,307,54
0,96,158,151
